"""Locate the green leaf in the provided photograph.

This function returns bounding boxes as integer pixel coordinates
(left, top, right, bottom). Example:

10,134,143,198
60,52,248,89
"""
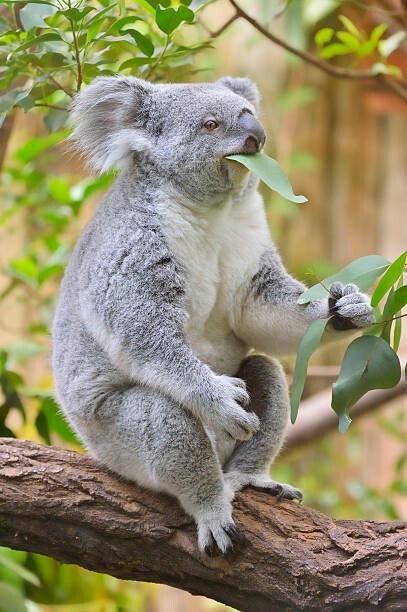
0,581,27,612
336,31,360,51
379,31,407,58
20,3,57,30
15,130,69,163
393,314,402,352
119,56,155,71
332,336,401,432
298,255,390,304
369,23,387,46
315,27,334,47
7,258,38,288
338,15,362,40
47,176,71,204
0,552,40,586
381,289,395,344
290,317,329,423
125,29,154,56
225,153,307,203
155,5,194,35
36,396,80,444
103,15,142,36
14,32,62,53
38,263,64,284
5,340,44,362
320,43,352,59
393,285,407,313
43,109,69,132
371,251,406,307
133,0,156,16
0,88,32,112
392,277,404,352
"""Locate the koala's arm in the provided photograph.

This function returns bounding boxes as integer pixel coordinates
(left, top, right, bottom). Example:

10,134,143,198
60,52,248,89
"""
77,224,259,440
235,247,374,356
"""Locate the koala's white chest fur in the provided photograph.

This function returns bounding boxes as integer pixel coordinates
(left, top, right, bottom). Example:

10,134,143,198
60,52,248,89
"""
161,191,270,375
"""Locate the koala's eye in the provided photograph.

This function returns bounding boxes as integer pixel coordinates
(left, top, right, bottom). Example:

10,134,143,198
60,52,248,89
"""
204,119,219,131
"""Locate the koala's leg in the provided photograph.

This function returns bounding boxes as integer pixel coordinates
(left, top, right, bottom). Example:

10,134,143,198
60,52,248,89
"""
73,384,241,556
223,355,302,502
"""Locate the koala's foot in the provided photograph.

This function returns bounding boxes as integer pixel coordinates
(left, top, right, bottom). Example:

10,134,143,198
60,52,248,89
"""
224,471,303,502
198,515,244,556
329,282,375,330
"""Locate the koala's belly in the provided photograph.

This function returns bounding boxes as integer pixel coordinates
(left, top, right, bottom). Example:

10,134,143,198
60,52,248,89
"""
186,317,248,375
183,269,249,375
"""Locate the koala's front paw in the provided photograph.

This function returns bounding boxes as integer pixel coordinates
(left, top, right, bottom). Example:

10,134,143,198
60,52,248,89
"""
207,375,260,441
329,282,375,330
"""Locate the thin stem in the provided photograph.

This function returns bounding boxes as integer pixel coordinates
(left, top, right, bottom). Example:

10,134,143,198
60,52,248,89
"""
69,17,83,92
49,75,74,99
145,35,170,80
34,103,68,111
209,12,239,38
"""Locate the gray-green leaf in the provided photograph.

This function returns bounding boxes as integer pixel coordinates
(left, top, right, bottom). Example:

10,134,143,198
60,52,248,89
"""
332,335,401,433
290,317,329,423
371,250,406,307
226,153,307,203
20,3,57,30
298,255,390,304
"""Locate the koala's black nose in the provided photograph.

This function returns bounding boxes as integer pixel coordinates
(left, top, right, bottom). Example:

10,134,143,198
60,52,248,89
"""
239,112,266,154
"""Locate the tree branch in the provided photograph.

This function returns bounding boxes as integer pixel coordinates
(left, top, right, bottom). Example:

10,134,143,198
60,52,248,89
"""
0,439,406,610
228,0,407,104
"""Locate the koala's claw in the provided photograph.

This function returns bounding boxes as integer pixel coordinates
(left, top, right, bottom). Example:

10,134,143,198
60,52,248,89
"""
199,519,243,556
224,523,244,543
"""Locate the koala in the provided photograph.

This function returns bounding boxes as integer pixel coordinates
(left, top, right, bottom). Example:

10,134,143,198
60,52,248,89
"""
52,76,375,556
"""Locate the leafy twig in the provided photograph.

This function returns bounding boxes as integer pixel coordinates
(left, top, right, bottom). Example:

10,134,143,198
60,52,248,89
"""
227,0,407,104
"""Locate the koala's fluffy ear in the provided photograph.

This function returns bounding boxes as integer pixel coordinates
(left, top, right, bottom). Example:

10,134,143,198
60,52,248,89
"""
70,76,153,173
218,76,260,110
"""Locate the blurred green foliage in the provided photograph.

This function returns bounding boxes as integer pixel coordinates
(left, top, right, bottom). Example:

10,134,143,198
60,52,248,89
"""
0,1,406,610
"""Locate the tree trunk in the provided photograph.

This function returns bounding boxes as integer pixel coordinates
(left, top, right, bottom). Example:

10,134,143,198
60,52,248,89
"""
0,439,406,611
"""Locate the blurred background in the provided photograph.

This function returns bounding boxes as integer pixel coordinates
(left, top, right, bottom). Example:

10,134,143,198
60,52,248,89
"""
0,0,406,610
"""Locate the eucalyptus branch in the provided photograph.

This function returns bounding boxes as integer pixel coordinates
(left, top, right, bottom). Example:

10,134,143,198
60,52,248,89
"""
227,0,407,104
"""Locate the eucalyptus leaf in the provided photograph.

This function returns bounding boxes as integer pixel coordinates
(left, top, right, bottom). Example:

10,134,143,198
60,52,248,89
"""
290,317,329,423
393,285,407,313
225,153,308,203
0,552,40,586
381,289,395,344
371,251,406,307
298,255,390,304
20,3,57,30
332,336,401,433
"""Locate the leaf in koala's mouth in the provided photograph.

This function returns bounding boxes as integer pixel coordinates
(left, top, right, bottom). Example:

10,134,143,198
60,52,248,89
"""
225,153,308,204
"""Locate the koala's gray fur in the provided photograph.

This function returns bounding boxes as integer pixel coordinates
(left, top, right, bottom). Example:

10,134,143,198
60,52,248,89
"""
52,75,374,555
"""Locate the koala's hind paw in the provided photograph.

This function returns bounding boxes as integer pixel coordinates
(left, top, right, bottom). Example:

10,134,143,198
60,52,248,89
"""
198,519,244,556
254,479,303,502
329,282,375,330
225,472,303,502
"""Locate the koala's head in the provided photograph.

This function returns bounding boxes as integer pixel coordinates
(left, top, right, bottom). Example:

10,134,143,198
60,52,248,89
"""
70,75,265,202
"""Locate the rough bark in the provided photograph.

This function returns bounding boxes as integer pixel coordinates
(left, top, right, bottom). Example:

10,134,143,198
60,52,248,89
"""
0,439,406,611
